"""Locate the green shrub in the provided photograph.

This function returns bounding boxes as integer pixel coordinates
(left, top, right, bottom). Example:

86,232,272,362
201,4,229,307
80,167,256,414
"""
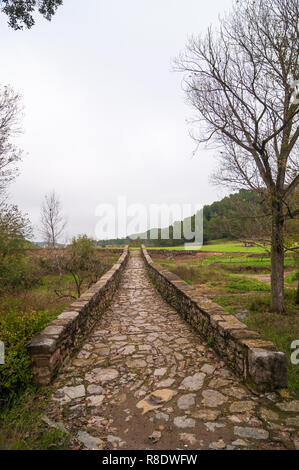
0,255,42,292
168,263,229,285
285,270,299,284
170,265,199,283
285,287,299,304
226,276,270,292
0,307,55,406
224,306,235,313
0,389,70,450
249,294,271,311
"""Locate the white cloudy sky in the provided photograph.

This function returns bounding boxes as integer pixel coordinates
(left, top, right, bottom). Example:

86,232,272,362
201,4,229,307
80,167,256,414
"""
0,0,233,241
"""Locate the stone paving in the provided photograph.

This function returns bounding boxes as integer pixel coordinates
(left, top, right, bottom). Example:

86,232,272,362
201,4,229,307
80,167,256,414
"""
44,252,299,450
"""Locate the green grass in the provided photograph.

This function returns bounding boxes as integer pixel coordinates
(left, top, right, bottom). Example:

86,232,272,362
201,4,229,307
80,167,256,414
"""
153,250,294,274
200,241,267,253
225,276,270,292
147,245,199,251
147,239,268,253
161,262,270,292
202,254,271,267
0,389,71,450
157,262,230,286
35,273,74,291
285,270,299,284
0,304,61,406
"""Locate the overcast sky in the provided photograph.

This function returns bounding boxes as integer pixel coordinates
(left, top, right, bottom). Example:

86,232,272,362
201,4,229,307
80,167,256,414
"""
0,0,233,241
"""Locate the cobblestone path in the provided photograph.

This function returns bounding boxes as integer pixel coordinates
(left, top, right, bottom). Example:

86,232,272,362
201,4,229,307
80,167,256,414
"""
45,252,299,450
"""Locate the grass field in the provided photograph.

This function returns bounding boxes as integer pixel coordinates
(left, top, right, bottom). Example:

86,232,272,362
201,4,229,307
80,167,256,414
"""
146,239,268,253
200,240,267,253
153,251,294,272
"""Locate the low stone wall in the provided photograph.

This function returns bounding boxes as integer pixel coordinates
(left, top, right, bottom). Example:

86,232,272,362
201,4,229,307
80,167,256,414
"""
141,245,287,393
146,249,198,256
28,246,129,386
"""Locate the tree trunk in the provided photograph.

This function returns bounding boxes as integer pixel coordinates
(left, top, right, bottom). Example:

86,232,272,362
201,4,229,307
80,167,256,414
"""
270,199,286,313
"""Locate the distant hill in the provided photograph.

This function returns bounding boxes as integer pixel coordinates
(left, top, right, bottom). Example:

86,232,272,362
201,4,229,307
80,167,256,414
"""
97,189,263,247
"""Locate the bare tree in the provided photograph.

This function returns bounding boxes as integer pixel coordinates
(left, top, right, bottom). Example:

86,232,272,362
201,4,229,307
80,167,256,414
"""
175,0,299,313
0,85,23,201
40,191,66,248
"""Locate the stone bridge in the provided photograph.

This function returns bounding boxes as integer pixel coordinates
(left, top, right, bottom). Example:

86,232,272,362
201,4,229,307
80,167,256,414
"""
38,250,298,450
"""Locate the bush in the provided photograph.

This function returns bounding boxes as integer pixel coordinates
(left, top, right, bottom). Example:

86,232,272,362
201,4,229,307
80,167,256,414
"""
226,276,270,292
285,287,299,304
0,307,55,406
168,263,228,285
0,255,43,292
249,294,271,311
285,269,299,284
0,204,34,292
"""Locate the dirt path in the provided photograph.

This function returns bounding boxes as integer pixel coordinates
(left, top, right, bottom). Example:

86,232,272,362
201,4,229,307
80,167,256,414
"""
45,252,298,450
242,271,293,285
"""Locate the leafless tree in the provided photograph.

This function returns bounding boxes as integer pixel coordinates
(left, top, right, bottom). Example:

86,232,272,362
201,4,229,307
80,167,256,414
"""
40,191,67,248
0,85,23,201
175,0,299,313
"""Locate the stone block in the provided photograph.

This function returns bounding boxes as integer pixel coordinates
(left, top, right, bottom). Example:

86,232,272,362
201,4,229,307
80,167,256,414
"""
247,348,288,392
28,335,57,354
229,329,261,340
241,338,276,351
42,325,65,337
57,311,79,321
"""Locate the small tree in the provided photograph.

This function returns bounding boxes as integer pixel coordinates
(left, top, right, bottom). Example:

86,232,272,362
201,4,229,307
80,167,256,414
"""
0,202,33,290
40,191,66,248
65,235,97,297
175,0,299,313
0,203,31,255
48,235,108,298
1,0,63,30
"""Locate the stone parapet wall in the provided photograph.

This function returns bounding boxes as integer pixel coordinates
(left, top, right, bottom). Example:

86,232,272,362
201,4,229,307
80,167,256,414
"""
146,248,199,256
28,246,129,386
141,245,287,393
